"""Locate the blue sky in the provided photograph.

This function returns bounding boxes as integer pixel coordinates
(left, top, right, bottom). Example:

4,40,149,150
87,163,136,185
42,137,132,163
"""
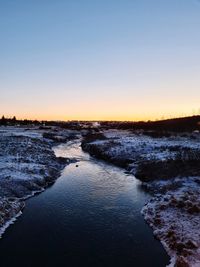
1,0,200,120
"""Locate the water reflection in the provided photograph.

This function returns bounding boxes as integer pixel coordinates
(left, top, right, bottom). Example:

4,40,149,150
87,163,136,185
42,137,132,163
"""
0,140,169,267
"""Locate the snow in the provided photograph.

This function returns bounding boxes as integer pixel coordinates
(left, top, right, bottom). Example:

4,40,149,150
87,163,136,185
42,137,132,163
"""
0,198,25,238
142,178,200,267
101,130,200,165
0,126,75,236
83,129,200,266
1,127,200,265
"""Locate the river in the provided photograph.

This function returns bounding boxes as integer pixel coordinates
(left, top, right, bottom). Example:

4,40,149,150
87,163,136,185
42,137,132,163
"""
0,140,169,266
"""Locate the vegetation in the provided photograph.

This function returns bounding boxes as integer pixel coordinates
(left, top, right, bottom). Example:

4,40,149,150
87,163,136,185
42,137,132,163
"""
100,115,200,132
1,115,200,133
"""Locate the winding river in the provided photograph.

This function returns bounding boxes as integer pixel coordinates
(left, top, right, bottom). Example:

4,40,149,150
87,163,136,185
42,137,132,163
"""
0,140,169,266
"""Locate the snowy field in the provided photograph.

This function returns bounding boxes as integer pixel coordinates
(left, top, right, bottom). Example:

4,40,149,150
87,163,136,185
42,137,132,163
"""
82,129,200,267
0,126,78,236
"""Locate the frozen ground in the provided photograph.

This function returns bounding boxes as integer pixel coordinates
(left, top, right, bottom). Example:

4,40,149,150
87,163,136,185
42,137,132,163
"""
82,130,200,181
142,177,200,267
82,130,200,267
0,126,78,236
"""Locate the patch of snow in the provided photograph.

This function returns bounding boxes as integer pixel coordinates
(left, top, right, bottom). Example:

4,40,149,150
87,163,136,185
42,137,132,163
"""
142,177,200,267
0,127,73,234
83,129,200,266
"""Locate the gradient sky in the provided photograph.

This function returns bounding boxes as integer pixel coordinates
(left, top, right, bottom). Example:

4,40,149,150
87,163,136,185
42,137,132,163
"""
1,0,200,121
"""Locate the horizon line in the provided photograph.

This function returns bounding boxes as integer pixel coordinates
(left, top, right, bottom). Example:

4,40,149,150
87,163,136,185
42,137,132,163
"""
1,114,200,123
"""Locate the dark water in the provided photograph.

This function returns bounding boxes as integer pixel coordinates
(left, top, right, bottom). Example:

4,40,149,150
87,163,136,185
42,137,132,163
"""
0,141,169,267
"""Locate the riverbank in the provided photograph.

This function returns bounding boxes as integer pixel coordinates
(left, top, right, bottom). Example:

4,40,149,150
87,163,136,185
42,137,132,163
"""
0,140,169,267
82,129,200,267
0,126,78,236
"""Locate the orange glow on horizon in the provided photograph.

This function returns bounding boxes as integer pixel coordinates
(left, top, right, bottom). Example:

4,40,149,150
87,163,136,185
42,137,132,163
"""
1,92,200,122
1,111,199,122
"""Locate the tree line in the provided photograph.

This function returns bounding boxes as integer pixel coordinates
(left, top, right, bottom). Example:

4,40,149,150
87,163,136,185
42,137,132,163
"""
0,115,42,126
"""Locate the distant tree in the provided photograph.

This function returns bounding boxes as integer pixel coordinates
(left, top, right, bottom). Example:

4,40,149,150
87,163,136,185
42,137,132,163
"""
10,116,17,125
1,115,7,125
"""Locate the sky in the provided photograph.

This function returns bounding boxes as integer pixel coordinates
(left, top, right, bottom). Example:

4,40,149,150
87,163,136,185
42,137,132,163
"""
0,0,200,121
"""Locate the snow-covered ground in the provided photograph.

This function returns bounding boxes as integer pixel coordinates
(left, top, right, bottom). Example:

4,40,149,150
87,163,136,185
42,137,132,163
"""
1,127,200,265
142,177,200,267
0,126,78,236
82,129,200,267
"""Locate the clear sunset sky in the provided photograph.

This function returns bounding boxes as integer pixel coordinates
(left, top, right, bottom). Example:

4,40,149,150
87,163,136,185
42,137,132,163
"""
1,0,200,121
